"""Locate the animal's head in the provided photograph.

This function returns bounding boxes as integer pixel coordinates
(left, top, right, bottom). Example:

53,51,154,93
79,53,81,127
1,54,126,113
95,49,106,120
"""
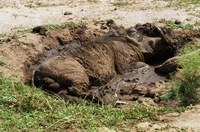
126,27,175,63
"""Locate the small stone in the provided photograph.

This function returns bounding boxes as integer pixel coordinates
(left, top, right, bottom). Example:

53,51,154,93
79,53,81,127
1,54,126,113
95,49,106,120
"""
100,25,107,30
174,20,182,24
64,11,72,15
39,120,46,126
116,100,127,105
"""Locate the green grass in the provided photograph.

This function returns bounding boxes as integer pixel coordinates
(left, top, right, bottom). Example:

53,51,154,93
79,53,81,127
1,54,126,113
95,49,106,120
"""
0,58,8,66
25,2,65,8
0,38,10,44
168,41,200,105
112,0,137,6
87,0,99,2
167,0,200,7
0,72,188,131
157,19,195,30
43,22,86,30
167,21,194,30
166,0,200,18
15,22,87,37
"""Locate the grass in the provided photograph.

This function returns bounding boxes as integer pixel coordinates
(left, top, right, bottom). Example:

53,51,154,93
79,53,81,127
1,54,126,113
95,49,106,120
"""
167,0,200,7
157,19,197,30
0,38,10,44
171,41,200,105
0,72,188,131
43,22,86,30
162,41,200,105
166,0,200,17
112,0,137,6
166,21,194,30
25,2,65,8
15,22,87,37
0,58,8,66
87,0,99,2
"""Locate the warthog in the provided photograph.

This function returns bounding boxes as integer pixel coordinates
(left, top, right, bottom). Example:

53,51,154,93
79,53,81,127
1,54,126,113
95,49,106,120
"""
33,22,181,100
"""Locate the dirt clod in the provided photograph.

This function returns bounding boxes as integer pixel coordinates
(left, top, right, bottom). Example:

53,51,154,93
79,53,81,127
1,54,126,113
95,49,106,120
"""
64,11,72,15
32,26,48,36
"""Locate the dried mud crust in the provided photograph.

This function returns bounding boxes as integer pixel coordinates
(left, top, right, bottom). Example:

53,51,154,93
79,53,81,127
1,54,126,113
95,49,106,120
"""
29,22,200,105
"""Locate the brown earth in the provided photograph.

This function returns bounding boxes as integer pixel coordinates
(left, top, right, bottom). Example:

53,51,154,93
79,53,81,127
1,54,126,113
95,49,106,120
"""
0,20,199,131
0,0,200,131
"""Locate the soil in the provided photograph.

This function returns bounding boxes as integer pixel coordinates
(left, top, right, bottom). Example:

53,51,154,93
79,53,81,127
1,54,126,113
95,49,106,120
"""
0,0,200,131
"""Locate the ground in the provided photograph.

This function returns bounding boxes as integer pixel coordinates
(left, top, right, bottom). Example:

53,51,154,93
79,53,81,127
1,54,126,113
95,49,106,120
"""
0,0,200,131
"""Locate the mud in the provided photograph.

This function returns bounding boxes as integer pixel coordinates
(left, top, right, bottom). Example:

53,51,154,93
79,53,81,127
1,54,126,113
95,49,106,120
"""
87,65,169,105
30,22,199,105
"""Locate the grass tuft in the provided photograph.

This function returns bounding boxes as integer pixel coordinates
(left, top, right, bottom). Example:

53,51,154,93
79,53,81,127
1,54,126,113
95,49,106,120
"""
112,0,137,6
0,58,8,66
171,41,200,105
166,21,194,30
0,38,10,44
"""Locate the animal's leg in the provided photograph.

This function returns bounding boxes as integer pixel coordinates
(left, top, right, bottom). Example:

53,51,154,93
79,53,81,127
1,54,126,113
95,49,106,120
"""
33,56,90,97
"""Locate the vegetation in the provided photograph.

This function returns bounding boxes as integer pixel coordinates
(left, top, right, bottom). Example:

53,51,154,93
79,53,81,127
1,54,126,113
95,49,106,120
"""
0,38,10,44
43,22,86,30
0,58,8,66
157,19,196,30
166,0,200,18
0,72,188,131
171,41,200,105
167,0,200,7
166,21,194,30
25,2,65,8
112,0,137,6
87,0,99,2
15,22,87,35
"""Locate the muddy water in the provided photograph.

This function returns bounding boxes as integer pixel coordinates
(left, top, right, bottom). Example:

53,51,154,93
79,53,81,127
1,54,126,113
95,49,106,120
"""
88,64,169,104
107,65,168,87
123,66,167,83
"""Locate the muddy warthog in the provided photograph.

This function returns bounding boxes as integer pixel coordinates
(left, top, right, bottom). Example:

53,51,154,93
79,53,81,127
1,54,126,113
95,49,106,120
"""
33,22,196,102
